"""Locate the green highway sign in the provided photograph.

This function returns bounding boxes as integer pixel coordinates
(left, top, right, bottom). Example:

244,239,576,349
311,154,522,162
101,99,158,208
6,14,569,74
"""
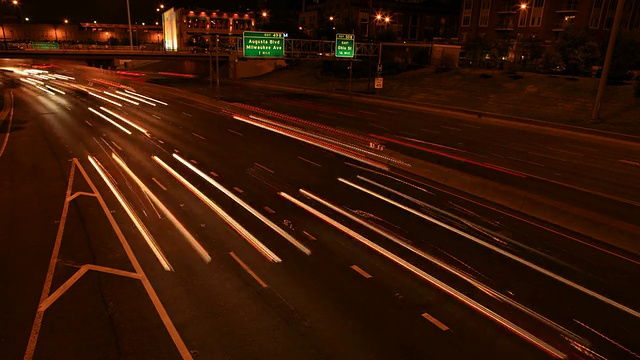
335,33,355,58
243,31,285,58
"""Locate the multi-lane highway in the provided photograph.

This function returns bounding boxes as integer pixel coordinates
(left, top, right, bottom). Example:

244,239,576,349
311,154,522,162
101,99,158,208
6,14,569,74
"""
1,62,639,360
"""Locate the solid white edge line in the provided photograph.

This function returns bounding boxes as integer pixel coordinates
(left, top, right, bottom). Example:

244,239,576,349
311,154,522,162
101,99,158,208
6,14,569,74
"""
153,156,281,263
340,177,640,320
111,153,211,263
278,191,566,359
88,156,173,271
173,153,311,256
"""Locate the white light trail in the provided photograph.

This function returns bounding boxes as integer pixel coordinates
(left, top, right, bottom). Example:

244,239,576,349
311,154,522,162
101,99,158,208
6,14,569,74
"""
35,85,56,95
279,191,566,359
339,177,640,320
88,156,173,271
115,90,157,106
173,153,311,256
99,107,148,134
104,91,139,105
232,115,387,170
45,85,66,95
87,107,132,135
87,91,122,107
111,153,211,263
124,90,168,105
153,156,281,263
298,188,586,344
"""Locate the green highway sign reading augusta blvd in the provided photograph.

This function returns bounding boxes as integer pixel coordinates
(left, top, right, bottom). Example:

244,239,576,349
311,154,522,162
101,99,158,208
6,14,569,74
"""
243,31,285,58
335,33,355,58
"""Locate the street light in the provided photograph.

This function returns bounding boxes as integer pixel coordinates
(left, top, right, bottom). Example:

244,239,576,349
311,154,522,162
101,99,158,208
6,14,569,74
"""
64,19,68,24
520,3,528,10
159,4,164,9
12,0,17,5
329,16,334,21
375,14,382,21
384,16,390,23
262,11,267,17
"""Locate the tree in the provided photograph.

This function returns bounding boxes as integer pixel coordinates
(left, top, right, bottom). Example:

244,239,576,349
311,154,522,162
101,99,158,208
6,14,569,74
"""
553,25,601,75
606,30,640,82
463,36,491,67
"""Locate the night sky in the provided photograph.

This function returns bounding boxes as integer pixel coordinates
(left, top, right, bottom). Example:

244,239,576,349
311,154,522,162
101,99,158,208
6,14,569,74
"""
16,0,264,24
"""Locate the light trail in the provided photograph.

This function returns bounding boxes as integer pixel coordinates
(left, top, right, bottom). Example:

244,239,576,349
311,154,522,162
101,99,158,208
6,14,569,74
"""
279,191,566,359
88,156,173,271
339,177,640,320
173,154,311,256
115,90,157,106
34,86,56,95
124,90,168,105
232,114,387,170
87,91,122,107
104,91,140,105
45,85,66,95
299,188,586,345
153,156,281,263
111,154,211,263
88,107,132,135
99,107,149,134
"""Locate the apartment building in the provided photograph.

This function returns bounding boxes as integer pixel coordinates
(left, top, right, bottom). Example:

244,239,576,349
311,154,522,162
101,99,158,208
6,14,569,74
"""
459,0,640,43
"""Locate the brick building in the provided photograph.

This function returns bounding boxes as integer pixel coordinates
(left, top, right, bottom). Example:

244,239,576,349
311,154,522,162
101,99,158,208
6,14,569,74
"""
459,0,640,44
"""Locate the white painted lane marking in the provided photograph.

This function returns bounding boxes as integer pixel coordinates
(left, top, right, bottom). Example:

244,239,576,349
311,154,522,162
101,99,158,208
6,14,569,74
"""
182,112,192,117
460,123,481,129
279,191,566,359
233,186,244,194
422,313,449,331
152,177,168,191
1,92,16,159
341,177,640,320
351,265,372,279
192,132,206,140
263,206,275,214
210,171,218,177
254,162,274,173
153,156,282,262
77,159,191,359
359,110,377,115
230,252,268,288
297,156,321,167
152,114,162,119
303,231,316,241
110,141,122,151
172,154,311,256
228,129,243,136
85,120,93,126
441,126,462,131
420,128,440,134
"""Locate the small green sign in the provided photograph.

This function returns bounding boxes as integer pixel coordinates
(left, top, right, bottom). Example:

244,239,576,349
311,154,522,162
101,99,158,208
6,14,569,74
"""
335,33,355,58
243,31,285,58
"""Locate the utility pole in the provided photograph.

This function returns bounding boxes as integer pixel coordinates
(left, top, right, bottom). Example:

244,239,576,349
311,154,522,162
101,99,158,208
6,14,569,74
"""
591,0,625,121
209,37,213,89
126,0,134,50
0,10,7,50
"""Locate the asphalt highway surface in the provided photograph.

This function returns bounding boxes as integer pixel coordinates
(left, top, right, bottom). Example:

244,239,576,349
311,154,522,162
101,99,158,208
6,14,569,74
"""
1,63,639,360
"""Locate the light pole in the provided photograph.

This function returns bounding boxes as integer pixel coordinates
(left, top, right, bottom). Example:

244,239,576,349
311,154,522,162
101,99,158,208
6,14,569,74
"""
126,0,134,50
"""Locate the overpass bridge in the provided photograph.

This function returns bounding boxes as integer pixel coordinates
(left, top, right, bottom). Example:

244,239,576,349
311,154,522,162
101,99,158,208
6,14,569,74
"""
0,40,390,61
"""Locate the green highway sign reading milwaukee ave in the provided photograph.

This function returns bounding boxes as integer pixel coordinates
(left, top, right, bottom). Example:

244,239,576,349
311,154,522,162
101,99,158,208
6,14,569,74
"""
335,33,355,58
243,31,285,58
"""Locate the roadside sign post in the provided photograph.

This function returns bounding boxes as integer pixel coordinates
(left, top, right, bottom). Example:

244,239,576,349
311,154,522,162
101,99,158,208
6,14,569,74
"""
243,31,285,58
375,77,383,89
335,33,355,58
